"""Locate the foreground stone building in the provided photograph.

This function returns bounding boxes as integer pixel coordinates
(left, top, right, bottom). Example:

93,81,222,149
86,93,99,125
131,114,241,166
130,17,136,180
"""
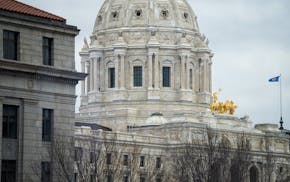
0,0,85,181
75,0,290,181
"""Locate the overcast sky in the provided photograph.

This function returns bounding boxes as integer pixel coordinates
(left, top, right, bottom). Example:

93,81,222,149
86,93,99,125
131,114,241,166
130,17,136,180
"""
21,0,290,129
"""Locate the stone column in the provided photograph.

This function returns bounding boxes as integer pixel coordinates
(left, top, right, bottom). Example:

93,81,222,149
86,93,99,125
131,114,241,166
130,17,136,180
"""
186,58,190,90
85,61,90,93
148,53,153,89
120,54,125,89
93,58,98,91
89,59,94,92
180,55,186,90
203,60,207,92
208,61,212,93
115,55,119,89
154,53,159,89
81,60,85,95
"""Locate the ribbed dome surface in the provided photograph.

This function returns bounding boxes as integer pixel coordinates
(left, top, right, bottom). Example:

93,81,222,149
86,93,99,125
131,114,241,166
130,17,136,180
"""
93,0,199,32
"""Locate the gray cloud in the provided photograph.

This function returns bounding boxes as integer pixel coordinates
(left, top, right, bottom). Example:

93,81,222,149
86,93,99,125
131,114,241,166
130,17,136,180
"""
21,0,290,129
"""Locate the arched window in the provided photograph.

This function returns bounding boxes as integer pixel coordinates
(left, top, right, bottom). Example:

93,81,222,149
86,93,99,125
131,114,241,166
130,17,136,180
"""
210,162,221,182
230,164,240,182
250,166,259,182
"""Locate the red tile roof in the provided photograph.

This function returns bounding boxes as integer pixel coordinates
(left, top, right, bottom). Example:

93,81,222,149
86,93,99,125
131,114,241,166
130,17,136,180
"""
0,0,66,22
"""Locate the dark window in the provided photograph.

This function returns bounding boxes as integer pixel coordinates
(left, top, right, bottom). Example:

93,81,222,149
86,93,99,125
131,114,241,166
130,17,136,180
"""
140,176,145,182
108,68,115,88
42,109,53,142
162,67,170,87
1,160,16,182
140,156,145,167
105,175,112,182
41,161,51,182
3,30,19,60
190,69,193,89
3,105,18,139
90,175,94,182
74,147,83,161
133,66,142,87
74,173,78,182
156,177,162,182
90,151,95,163
43,37,53,66
124,176,129,182
106,153,112,165
123,155,128,166
156,157,161,168
250,166,259,182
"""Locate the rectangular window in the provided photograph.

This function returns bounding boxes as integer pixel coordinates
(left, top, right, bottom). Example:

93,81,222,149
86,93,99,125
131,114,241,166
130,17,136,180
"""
105,175,112,182
3,30,19,60
162,67,170,87
108,68,115,88
43,37,53,66
190,69,193,89
42,109,53,142
1,160,16,182
90,175,94,182
106,153,112,165
156,177,162,182
3,105,18,139
140,156,145,167
140,176,145,182
90,151,95,163
74,147,83,161
156,157,161,169
123,155,128,166
74,173,78,182
124,175,129,182
41,161,51,182
133,66,142,87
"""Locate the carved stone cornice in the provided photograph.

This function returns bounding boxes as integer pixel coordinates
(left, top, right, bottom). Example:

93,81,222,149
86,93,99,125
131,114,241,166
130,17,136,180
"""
0,59,87,85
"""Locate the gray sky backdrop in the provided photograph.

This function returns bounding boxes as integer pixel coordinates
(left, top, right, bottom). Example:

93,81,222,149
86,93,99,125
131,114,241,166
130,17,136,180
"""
21,0,290,129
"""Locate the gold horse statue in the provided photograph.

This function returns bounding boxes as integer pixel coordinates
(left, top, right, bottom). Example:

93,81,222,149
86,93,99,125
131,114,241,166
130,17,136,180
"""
210,90,238,115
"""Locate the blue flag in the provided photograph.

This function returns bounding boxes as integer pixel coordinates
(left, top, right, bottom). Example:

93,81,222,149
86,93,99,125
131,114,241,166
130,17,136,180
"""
268,76,280,82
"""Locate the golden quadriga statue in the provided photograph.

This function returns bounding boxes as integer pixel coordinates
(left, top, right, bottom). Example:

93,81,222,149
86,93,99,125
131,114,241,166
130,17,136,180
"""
210,91,238,115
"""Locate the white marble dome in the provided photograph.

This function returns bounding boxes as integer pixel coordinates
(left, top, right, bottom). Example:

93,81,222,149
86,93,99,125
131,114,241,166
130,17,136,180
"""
93,0,199,32
79,0,213,130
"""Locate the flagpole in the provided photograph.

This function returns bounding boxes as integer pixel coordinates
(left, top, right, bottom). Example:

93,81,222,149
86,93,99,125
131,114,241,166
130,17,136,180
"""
279,73,284,130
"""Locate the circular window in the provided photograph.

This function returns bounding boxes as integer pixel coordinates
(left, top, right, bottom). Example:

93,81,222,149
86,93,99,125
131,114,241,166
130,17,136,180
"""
111,11,119,19
135,9,142,17
183,12,189,20
97,15,102,24
160,9,169,18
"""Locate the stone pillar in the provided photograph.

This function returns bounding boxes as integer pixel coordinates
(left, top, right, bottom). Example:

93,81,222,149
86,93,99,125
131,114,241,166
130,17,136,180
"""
114,55,119,89
154,53,159,89
81,60,85,95
93,58,98,91
89,59,94,92
148,53,153,89
85,61,90,93
180,55,186,90
208,61,212,93
203,60,207,92
186,58,190,90
120,54,125,89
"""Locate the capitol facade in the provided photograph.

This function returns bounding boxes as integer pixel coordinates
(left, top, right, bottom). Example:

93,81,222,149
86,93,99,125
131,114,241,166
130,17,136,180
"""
75,0,290,181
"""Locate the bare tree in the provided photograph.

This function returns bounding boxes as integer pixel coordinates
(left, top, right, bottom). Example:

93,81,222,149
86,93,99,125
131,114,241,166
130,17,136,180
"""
229,133,252,182
172,127,231,182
